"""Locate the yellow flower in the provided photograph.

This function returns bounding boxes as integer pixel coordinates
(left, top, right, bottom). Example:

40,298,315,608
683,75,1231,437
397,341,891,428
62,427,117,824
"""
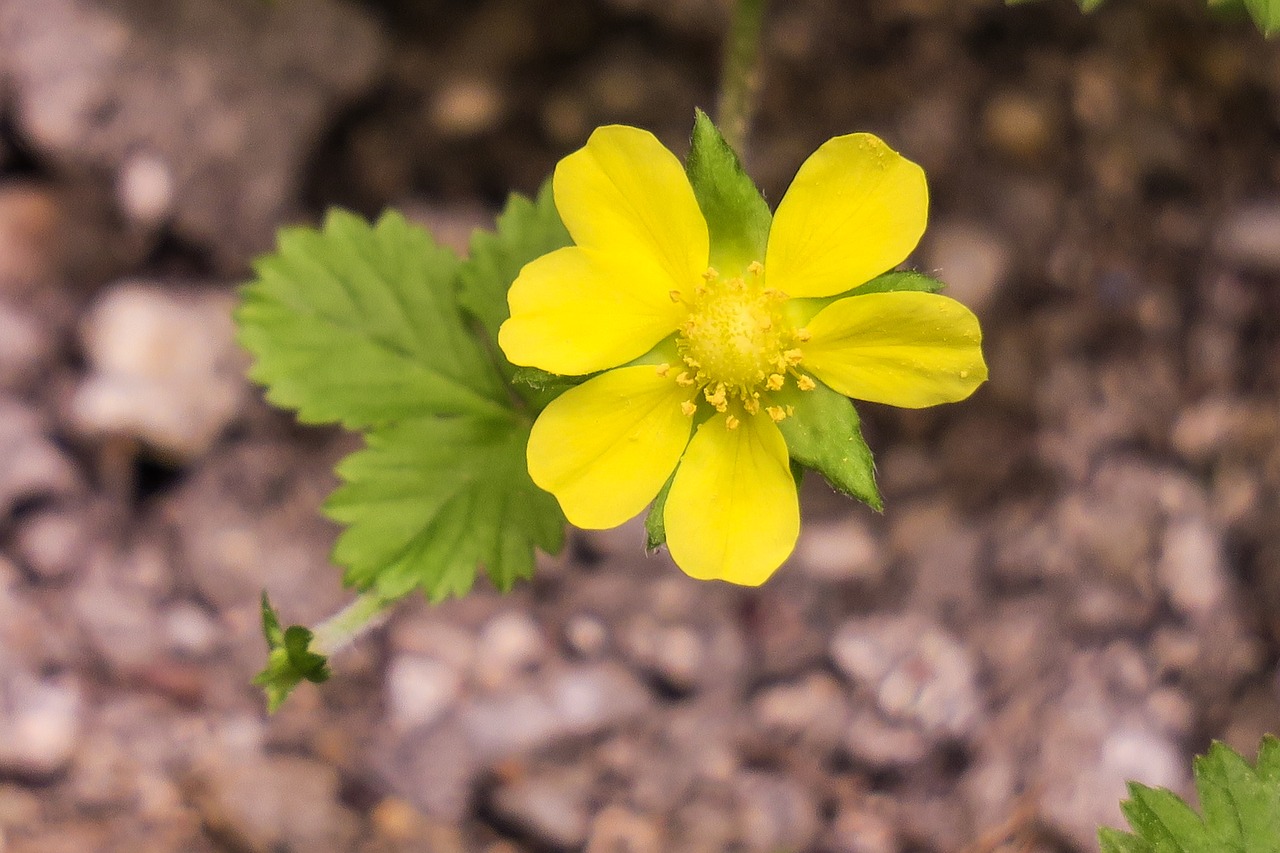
499,125,986,586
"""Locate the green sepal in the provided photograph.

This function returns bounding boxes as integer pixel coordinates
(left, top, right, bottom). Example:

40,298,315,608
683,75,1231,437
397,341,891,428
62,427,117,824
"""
325,414,566,603
851,270,945,296
774,381,881,511
510,365,593,412
644,473,676,551
253,592,331,714
785,270,945,326
685,108,772,270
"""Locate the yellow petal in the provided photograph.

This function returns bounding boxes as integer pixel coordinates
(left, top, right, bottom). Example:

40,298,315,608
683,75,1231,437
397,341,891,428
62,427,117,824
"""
527,365,692,529
664,411,799,586
765,134,927,298
554,125,709,294
803,291,987,408
500,247,685,374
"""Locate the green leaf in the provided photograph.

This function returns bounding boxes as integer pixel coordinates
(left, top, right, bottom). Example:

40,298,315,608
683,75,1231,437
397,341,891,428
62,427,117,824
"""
1243,0,1280,35
325,414,566,602
238,209,510,430
458,182,571,354
774,381,881,511
254,593,331,713
686,108,772,270
1100,738,1280,853
644,473,676,551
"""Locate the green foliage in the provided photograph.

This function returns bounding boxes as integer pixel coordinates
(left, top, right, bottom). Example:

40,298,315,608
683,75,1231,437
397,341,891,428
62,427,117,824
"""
1008,0,1277,35
774,381,881,511
686,108,773,269
326,415,564,602
253,593,330,713
1099,737,1280,852
238,210,509,429
239,202,570,610
852,270,946,296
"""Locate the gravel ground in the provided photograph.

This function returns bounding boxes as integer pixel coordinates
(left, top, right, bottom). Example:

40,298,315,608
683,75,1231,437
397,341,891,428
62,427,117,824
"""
1,0,1279,851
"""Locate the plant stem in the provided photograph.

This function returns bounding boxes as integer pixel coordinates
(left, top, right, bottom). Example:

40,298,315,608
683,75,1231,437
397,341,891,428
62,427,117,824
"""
310,590,393,657
716,0,769,157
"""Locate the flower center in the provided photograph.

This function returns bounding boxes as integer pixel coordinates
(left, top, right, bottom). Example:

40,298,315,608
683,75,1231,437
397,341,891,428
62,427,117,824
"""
660,263,813,428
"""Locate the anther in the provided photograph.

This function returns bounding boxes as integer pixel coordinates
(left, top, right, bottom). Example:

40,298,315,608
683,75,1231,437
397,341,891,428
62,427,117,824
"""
676,372,696,387
702,267,719,281
795,328,811,342
796,375,816,392
747,261,763,275
725,415,741,430
743,397,760,415
766,373,785,391
655,363,671,377
680,400,697,417
766,406,787,422
784,348,804,365
669,290,682,303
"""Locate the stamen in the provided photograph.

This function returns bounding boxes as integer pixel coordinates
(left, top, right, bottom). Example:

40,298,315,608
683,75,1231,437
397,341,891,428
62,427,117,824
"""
795,328,811,342
747,261,763,275
766,373,785,391
743,396,760,415
796,375,816,392
766,406,787,422
702,267,719,281
680,400,697,417
669,290,682,303
783,348,804,365
676,371,696,387
725,415,740,430
655,363,671,377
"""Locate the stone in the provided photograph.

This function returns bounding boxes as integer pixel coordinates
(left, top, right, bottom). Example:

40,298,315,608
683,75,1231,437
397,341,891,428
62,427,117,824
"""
0,398,84,519
831,614,982,742
1157,516,1231,620
72,282,246,462
195,753,361,853
1035,658,1189,850
563,614,608,659
621,617,705,693
823,807,899,853
386,654,461,732
735,773,821,853
923,220,1012,315
488,766,594,850
0,184,63,296
1217,203,1280,271
585,806,662,853
460,663,653,761
0,303,53,391
792,515,886,584
162,602,223,659
0,0,387,269
10,505,91,582
843,708,931,770
0,665,82,780
751,672,849,752
888,501,983,617
475,611,548,688
73,571,162,673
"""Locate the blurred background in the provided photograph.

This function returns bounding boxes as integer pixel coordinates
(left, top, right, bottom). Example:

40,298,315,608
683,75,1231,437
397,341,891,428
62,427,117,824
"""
1,0,1279,850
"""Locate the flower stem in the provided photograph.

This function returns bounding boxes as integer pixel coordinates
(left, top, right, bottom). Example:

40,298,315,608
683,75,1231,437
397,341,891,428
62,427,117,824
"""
716,0,769,158
310,590,394,657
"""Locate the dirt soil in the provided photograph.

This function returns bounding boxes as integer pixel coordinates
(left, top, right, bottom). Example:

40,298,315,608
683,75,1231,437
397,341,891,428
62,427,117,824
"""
1,0,1280,851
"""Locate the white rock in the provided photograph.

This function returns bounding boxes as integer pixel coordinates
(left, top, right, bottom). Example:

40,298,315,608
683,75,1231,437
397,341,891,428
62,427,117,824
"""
72,282,245,461
1157,517,1230,619
924,220,1012,315
0,667,82,779
793,516,885,583
475,611,547,688
386,655,461,732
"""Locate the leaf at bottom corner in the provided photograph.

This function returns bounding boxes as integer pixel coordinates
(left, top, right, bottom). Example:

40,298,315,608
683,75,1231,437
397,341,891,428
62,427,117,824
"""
325,414,566,602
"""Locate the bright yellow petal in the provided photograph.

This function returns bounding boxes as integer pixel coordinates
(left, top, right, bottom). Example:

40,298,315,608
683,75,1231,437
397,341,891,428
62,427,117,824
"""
765,134,927,298
554,125,708,293
499,247,686,374
664,412,799,586
803,291,987,408
527,365,692,529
